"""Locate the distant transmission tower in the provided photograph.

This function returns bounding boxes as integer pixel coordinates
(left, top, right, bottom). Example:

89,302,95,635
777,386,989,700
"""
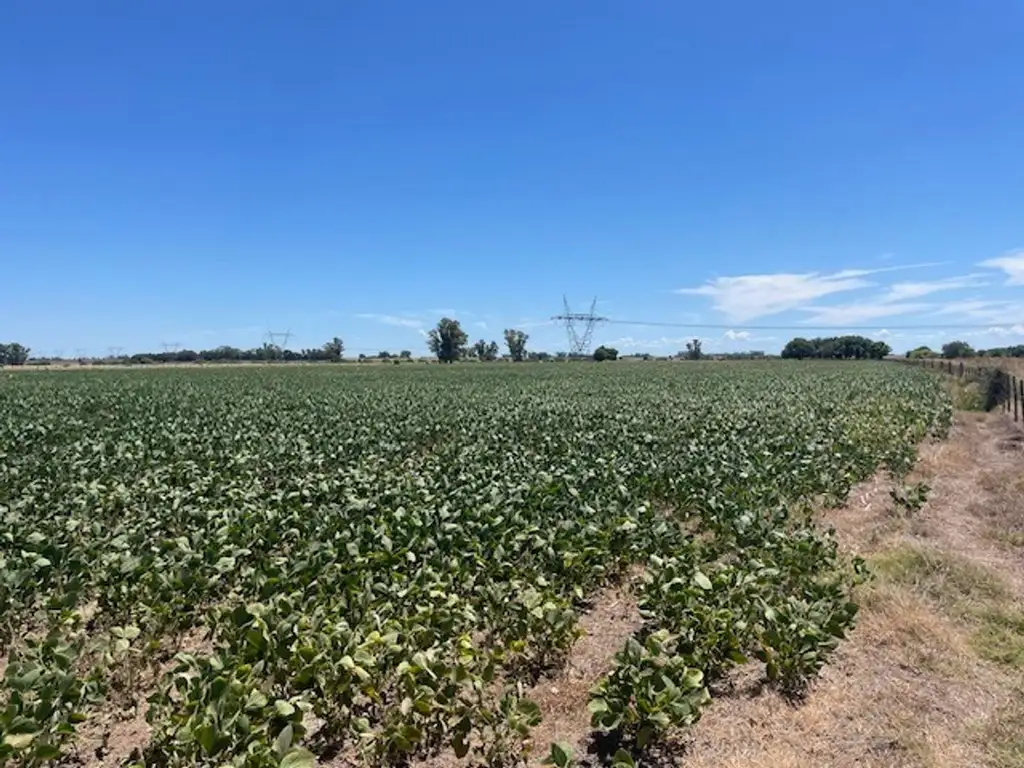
265,330,292,360
107,346,123,359
161,341,182,354
552,296,608,356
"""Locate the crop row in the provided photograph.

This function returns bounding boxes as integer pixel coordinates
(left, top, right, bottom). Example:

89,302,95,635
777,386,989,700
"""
0,363,951,765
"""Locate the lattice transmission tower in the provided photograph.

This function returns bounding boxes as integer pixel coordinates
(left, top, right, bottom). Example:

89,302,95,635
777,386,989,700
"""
552,296,608,356
265,330,293,360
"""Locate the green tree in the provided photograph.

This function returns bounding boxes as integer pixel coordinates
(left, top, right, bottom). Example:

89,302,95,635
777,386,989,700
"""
427,318,469,363
0,342,30,366
941,340,975,359
685,338,703,360
470,339,499,361
593,345,618,362
869,340,891,359
483,341,500,361
781,338,815,359
503,328,529,362
323,337,344,361
399,350,412,359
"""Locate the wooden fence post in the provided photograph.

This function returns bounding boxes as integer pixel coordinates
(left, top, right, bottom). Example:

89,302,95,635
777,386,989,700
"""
1014,375,1019,423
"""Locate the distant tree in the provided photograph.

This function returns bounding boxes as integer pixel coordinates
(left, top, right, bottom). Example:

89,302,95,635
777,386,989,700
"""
870,340,892,359
528,351,551,361
470,339,499,361
817,338,839,359
0,343,30,366
779,335,889,360
555,351,568,360
978,345,1024,358
378,350,391,359
685,338,703,360
781,338,816,359
427,317,469,363
593,345,619,362
942,340,975,359
358,353,367,362
906,346,936,360
399,350,412,359
323,337,344,361
503,328,529,362
203,345,243,362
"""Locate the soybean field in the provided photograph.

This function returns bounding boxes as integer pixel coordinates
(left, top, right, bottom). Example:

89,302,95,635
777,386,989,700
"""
0,363,952,767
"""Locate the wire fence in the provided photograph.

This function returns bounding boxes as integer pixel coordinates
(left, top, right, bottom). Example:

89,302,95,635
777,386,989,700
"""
904,358,1023,423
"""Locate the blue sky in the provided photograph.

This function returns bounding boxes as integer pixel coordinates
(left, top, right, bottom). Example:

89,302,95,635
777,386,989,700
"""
2,0,1022,357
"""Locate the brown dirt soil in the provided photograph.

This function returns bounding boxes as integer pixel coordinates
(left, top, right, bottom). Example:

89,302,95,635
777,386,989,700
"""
401,577,644,768
525,576,643,764
71,625,215,766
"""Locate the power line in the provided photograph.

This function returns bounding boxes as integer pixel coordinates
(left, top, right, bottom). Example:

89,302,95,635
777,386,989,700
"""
552,296,608,355
603,318,1019,331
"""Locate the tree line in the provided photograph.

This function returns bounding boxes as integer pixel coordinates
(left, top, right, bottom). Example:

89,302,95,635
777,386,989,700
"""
780,335,891,360
33,324,1012,368
2,321,542,366
908,340,1024,360
427,319,535,362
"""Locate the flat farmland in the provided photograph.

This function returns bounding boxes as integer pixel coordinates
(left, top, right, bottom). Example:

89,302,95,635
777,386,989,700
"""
0,363,954,767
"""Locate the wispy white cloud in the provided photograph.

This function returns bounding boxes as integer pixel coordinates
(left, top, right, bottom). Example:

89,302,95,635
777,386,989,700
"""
933,299,1008,317
979,250,1024,285
880,274,988,302
605,336,693,350
355,313,425,330
798,301,930,326
877,329,892,338
518,318,558,330
723,329,751,341
475,321,488,330
933,299,1024,324
983,324,1024,337
676,263,940,322
677,270,873,322
605,331,773,351
427,307,473,318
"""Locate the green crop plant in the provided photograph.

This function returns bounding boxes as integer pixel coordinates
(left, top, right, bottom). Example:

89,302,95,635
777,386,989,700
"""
0,362,951,763
589,630,710,748
0,629,103,765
